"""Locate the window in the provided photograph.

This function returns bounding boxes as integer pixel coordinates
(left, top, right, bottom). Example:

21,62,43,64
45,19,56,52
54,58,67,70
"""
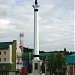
17,59,20,62
0,65,1,69
0,52,1,55
3,72,7,75
4,51,6,55
10,65,11,70
4,58,6,61
0,58,1,61
35,63,38,69
3,66,6,69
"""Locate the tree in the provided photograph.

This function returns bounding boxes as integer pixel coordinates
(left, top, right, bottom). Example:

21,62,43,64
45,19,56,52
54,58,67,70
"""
48,53,67,75
64,48,67,52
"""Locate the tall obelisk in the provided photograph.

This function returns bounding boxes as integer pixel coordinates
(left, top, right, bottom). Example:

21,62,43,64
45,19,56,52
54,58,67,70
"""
32,0,40,75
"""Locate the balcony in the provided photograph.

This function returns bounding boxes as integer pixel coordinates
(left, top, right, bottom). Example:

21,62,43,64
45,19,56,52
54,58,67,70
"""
17,61,22,64
16,53,22,58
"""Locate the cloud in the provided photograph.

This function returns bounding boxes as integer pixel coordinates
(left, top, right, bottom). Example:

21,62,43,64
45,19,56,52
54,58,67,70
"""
0,19,10,29
0,19,16,30
0,0,74,51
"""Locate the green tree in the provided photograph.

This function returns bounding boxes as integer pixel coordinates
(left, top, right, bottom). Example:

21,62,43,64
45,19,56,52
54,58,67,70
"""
64,48,67,52
48,53,67,75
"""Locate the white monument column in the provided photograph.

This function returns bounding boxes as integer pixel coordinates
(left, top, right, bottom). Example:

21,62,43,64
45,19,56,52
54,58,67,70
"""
32,0,40,75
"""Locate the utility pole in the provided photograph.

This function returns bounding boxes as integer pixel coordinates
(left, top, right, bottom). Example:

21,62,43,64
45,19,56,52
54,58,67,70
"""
32,0,40,75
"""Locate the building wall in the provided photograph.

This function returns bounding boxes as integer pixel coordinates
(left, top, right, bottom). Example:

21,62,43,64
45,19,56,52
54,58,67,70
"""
16,45,22,70
0,71,16,75
0,40,17,75
0,40,17,72
0,63,11,71
68,64,75,75
0,47,12,63
11,40,16,71
74,65,75,75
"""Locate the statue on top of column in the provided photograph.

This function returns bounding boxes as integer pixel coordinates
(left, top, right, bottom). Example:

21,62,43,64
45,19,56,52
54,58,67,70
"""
35,0,38,5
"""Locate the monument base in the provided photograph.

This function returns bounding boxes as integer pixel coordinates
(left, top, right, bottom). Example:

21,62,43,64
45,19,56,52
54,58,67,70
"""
32,57,41,75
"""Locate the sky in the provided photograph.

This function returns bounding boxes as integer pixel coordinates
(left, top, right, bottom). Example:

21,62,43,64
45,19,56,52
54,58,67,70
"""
0,0,74,51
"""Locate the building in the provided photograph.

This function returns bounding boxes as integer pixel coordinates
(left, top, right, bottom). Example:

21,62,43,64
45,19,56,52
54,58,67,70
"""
66,53,75,75
16,45,22,71
0,40,22,75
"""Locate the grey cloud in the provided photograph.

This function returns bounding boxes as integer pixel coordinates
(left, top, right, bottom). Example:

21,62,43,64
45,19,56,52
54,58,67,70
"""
0,0,74,51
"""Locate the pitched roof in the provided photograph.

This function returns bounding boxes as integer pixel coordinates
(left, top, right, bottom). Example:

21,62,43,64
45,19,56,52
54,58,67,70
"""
0,42,13,49
66,53,75,64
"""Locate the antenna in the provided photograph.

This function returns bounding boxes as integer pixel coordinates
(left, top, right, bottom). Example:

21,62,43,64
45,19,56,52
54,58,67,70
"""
19,32,24,51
